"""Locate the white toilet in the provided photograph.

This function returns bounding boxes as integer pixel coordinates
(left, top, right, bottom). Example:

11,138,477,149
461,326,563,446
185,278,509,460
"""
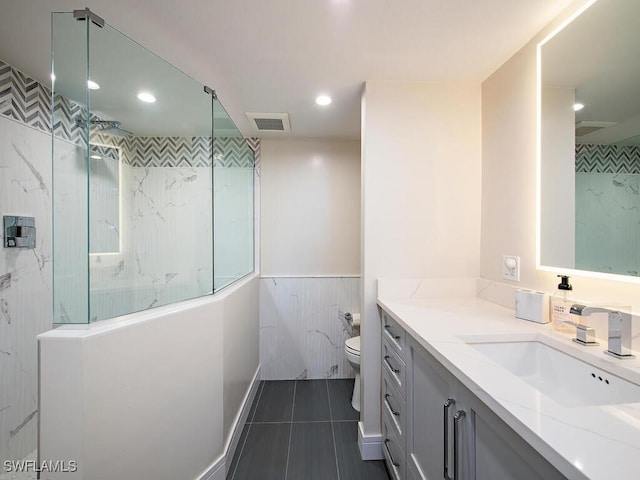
344,335,361,412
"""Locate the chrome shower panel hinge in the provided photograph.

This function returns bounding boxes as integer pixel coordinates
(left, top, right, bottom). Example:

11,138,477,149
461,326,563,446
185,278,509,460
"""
204,86,217,99
73,8,105,28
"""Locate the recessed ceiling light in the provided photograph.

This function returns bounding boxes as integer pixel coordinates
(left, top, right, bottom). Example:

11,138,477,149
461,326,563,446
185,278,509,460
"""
90,154,101,160
316,95,332,106
573,103,585,111
137,91,156,103
87,80,100,90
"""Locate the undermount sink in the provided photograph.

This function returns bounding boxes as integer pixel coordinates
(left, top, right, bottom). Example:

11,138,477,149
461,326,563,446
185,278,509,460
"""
467,340,640,407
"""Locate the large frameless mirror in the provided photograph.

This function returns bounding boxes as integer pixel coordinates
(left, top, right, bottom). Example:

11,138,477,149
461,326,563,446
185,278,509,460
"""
539,0,640,279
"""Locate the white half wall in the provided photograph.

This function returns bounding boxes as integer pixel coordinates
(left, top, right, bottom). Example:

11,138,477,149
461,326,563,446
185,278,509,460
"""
39,275,259,480
361,81,482,451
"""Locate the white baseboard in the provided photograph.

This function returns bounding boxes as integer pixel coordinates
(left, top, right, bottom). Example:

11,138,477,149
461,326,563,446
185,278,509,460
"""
201,460,225,480
224,365,263,472
358,421,383,460
197,365,262,480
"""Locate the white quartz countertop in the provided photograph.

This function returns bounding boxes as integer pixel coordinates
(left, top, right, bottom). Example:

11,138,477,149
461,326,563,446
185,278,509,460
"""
377,295,640,480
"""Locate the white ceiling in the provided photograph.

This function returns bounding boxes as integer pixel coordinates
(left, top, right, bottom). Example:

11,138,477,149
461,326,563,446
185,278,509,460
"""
0,0,576,139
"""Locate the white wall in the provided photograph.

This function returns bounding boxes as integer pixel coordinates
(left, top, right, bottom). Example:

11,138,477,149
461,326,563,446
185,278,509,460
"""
540,86,575,269
361,81,482,452
258,138,361,381
481,0,640,312
39,275,259,480
260,138,360,276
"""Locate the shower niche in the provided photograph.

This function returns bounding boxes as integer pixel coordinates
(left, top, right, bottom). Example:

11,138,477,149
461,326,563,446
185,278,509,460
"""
52,9,256,324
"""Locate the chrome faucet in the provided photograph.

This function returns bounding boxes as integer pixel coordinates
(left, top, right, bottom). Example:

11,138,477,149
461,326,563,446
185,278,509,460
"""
568,304,602,346
570,304,636,359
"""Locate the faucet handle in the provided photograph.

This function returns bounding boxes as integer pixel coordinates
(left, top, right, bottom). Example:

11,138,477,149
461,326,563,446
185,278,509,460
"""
606,312,636,359
570,304,588,315
573,324,599,346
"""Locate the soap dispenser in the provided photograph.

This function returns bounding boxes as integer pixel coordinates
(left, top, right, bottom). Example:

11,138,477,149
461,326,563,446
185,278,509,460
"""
551,275,575,332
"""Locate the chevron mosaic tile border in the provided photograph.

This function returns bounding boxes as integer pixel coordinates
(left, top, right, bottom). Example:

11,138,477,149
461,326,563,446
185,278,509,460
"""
214,137,256,169
0,59,51,132
89,134,257,168
246,137,261,168
576,144,640,174
52,94,87,145
1,58,259,169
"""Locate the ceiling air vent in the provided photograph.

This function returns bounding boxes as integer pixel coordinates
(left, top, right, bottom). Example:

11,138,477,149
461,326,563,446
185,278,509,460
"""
575,121,617,137
246,112,291,133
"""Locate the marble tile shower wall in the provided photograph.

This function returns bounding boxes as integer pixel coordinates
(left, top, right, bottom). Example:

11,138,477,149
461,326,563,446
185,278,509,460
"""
87,136,257,321
259,277,360,380
0,58,260,466
575,145,640,275
89,164,215,321
0,60,52,469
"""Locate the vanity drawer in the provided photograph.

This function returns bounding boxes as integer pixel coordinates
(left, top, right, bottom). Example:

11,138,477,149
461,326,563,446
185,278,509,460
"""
383,338,406,398
382,311,406,359
383,413,406,480
383,369,406,441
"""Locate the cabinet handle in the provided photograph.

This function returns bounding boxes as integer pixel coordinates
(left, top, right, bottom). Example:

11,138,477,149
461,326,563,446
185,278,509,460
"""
384,324,401,340
384,393,400,416
384,438,400,467
453,410,466,480
384,355,401,374
443,398,455,480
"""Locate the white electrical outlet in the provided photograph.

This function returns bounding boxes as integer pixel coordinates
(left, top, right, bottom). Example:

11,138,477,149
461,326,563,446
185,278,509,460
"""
502,255,520,282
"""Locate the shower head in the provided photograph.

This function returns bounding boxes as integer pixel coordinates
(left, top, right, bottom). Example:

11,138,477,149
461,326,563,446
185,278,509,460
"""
76,118,133,137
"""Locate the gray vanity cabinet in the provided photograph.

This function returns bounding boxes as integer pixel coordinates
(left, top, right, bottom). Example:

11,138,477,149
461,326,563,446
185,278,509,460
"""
404,335,566,480
470,398,566,480
406,335,473,480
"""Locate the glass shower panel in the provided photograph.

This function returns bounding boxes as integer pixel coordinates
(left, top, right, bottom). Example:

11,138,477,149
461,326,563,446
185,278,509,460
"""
86,19,214,321
52,10,216,323
213,99,255,292
52,12,90,324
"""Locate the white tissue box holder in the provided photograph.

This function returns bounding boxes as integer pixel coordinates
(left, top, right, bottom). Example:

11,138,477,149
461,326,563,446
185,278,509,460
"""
515,290,549,324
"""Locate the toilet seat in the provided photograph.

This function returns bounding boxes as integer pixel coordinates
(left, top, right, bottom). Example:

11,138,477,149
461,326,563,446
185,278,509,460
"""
345,336,360,356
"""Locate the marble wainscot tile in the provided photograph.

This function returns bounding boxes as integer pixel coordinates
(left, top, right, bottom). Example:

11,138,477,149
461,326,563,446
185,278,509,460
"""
0,116,52,469
259,277,360,380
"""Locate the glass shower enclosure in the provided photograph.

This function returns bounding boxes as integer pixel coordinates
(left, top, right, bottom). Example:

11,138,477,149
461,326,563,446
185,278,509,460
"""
52,8,255,324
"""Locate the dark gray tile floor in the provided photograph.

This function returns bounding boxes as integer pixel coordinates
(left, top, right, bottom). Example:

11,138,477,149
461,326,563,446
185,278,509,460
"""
227,379,390,480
